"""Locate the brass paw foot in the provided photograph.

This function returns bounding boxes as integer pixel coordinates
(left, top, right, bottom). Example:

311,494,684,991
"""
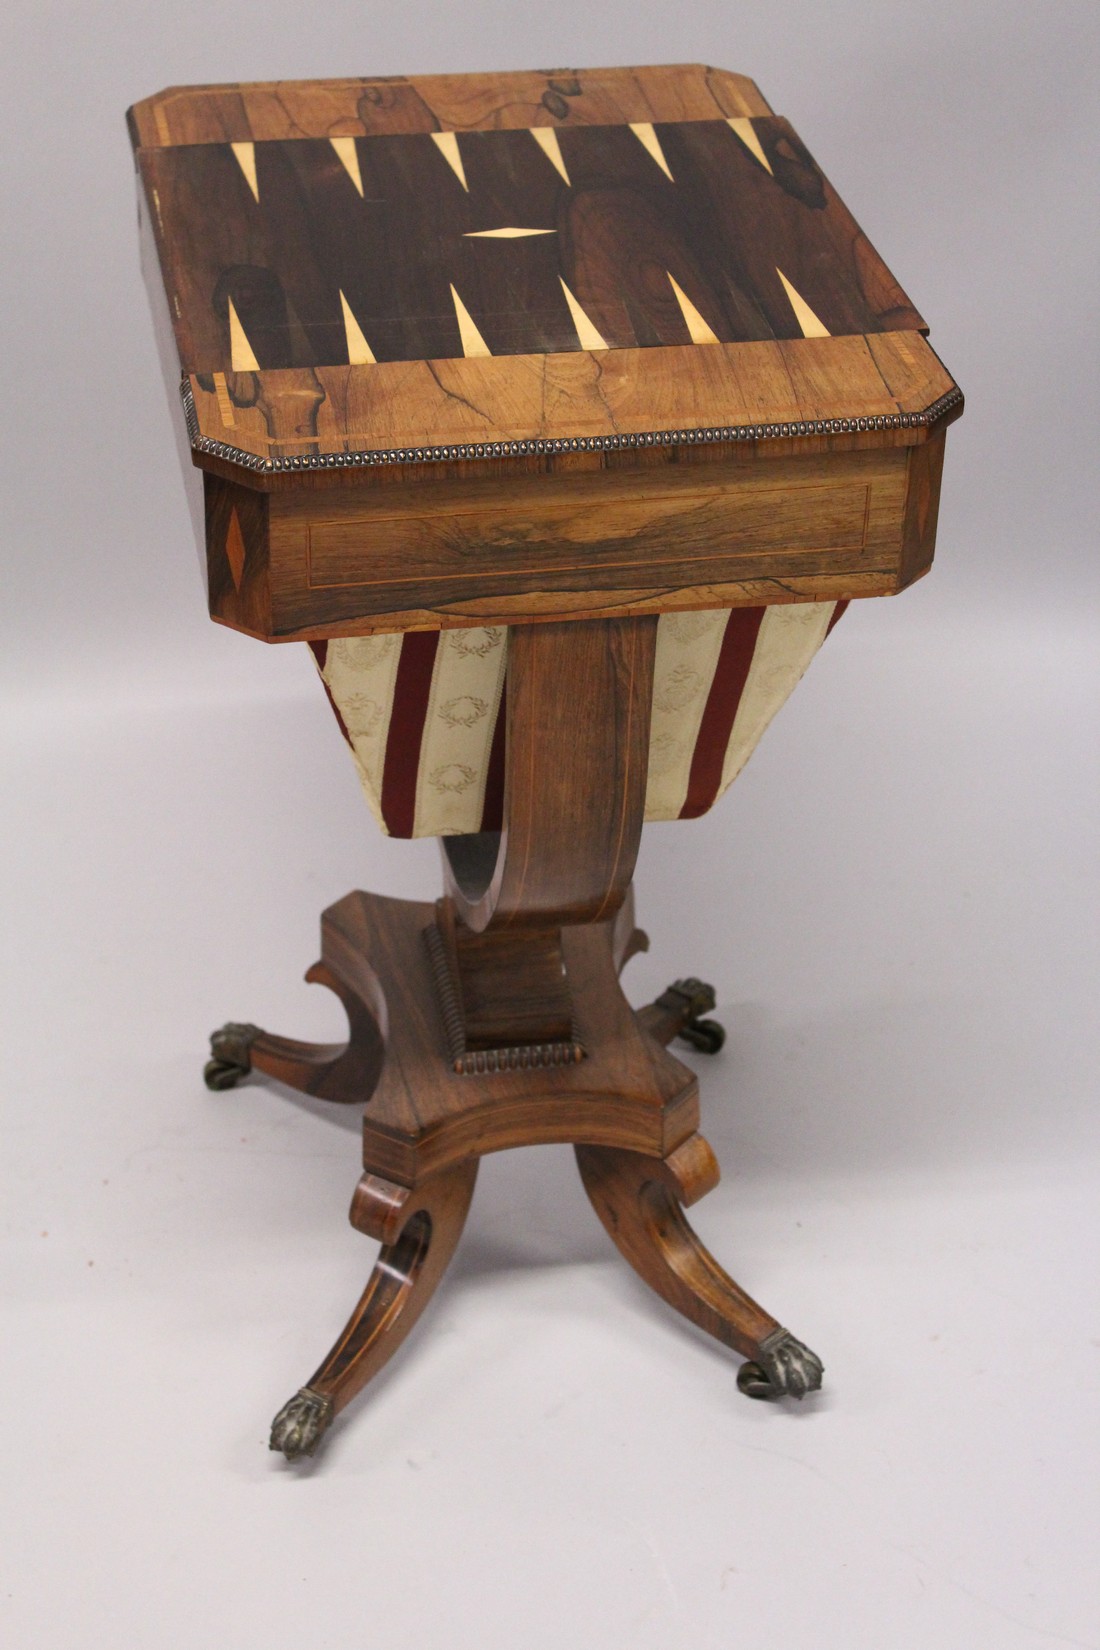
269,1386,335,1460
659,978,726,1053
203,1022,260,1090
737,1329,824,1400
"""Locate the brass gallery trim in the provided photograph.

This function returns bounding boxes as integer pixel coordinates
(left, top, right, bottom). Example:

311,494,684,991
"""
181,379,964,476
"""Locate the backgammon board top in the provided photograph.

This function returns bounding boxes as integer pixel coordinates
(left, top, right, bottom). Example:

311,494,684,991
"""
130,65,960,482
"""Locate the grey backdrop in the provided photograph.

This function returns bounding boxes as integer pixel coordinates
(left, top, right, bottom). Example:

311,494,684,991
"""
2,6,1097,1649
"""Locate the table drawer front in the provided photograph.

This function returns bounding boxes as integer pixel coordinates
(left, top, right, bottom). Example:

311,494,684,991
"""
252,447,922,637
305,478,872,592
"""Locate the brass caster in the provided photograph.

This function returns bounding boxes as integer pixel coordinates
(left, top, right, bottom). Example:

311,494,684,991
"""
736,1360,774,1398
658,978,726,1054
269,1387,335,1460
737,1329,824,1400
679,1016,726,1054
204,1022,259,1091
204,1058,244,1091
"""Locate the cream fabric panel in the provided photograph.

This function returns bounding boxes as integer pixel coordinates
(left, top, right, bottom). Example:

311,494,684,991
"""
317,603,839,834
413,627,508,836
718,601,837,797
317,634,403,830
644,610,730,821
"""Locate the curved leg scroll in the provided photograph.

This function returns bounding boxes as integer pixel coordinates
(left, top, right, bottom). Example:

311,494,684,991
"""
575,1137,823,1400
205,958,384,1103
269,1158,479,1459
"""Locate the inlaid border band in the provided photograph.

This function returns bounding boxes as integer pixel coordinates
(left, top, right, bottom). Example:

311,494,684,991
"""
181,379,963,476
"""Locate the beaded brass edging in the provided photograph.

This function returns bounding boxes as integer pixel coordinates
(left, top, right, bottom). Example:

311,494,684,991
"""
423,923,585,1076
182,379,963,475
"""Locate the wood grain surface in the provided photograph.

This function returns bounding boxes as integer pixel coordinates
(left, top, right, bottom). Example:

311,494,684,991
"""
156,66,959,1455
305,890,701,1182
131,62,959,490
442,618,655,931
181,327,958,481
141,116,922,376
203,443,937,636
244,878,823,1453
128,64,772,149
133,63,960,636
575,1141,780,1360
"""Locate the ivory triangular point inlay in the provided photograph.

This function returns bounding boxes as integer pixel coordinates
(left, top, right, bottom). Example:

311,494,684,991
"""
212,371,235,427
431,130,468,191
531,126,571,185
463,227,557,238
230,141,259,201
776,268,830,338
330,136,364,196
225,508,246,591
668,274,720,345
450,284,491,357
559,279,608,351
340,291,377,364
727,117,774,176
227,298,260,372
629,122,674,181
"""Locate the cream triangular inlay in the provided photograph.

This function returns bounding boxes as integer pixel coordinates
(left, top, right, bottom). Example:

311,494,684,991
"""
668,274,720,345
230,141,260,201
775,268,830,338
227,298,260,372
463,227,557,238
727,117,774,176
431,130,469,191
340,290,377,364
629,122,674,181
559,279,608,351
530,126,571,186
212,371,235,427
450,284,491,357
330,136,364,196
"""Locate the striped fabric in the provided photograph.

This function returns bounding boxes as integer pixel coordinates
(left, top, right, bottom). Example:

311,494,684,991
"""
311,602,846,837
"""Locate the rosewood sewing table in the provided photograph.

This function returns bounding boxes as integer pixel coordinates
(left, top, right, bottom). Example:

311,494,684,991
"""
128,63,962,1459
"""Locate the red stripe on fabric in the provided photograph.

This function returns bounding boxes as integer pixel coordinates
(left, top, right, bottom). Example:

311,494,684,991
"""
380,631,439,838
479,679,507,833
307,639,356,752
826,599,849,636
319,677,354,750
679,607,766,820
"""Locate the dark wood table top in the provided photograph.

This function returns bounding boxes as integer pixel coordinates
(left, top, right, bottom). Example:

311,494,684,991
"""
130,65,959,484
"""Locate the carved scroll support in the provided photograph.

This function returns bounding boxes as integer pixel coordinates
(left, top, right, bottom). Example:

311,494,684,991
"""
442,617,657,934
576,1137,824,1400
269,1160,479,1460
204,954,384,1103
438,616,656,1051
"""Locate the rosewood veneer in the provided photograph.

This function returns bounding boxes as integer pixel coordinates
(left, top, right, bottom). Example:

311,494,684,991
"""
129,62,962,1459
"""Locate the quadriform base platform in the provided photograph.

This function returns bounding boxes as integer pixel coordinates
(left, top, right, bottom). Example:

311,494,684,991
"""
129,64,961,1459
